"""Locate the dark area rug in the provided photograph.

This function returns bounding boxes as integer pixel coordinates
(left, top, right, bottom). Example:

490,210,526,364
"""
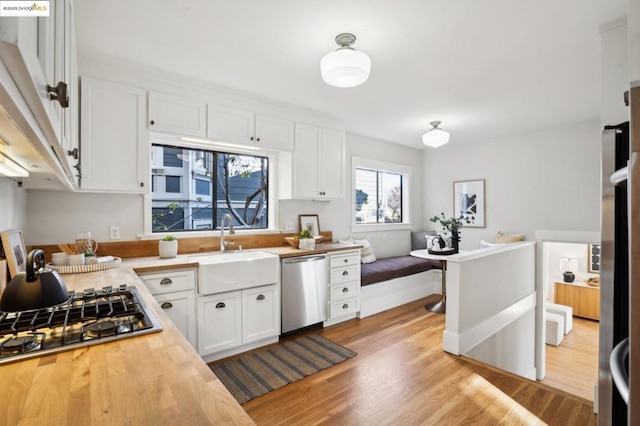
210,334,357,404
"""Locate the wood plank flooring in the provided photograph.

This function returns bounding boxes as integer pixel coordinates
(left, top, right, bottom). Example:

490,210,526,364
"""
542,317,600,402
228,296,596,425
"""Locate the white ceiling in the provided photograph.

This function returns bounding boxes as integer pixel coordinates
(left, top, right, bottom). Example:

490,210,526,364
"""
75,0,626,149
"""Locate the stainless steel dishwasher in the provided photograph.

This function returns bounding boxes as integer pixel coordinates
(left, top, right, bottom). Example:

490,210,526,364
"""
281,254,328,334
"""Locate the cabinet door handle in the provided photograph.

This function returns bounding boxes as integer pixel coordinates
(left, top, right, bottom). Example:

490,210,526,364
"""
342,271,349,276
67,148,79,160
160,278,173,285
342,303,349,309
47,82,69,108
215,302,226,309
150,120,155,125
160,302,173,309
250,136,254,141
256,137,260,142
140,182,145,187
343,259,348,263
256,294,265,301
342,287,349,293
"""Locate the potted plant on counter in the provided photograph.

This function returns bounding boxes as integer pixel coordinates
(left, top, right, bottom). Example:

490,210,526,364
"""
159,235,178,258
429,213,473,253
298,229,316,250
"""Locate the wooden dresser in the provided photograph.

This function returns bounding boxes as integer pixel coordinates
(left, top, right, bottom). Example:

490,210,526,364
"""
554,280,600,320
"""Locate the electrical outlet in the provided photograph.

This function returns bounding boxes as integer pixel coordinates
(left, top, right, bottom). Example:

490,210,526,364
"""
285,221,294,231
110,225,120,240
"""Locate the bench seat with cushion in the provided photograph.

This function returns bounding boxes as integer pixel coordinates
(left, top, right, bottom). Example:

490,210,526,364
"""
361,255,441,286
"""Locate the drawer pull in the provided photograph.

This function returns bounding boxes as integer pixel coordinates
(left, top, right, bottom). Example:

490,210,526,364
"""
160,278,173,285
215,302,226,309
342,271,349,276
344,259,348,263
342,287,349,293
256,294,265,301
342,303,349,309
160,302,173,309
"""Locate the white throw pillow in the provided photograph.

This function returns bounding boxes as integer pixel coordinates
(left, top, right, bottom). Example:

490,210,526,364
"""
354,238,376,264
338,236,354,244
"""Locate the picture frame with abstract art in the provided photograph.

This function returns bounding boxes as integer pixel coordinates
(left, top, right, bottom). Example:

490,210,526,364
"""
0,229,27,278
298,214,320,236
588,243,600,273
453,179,486,228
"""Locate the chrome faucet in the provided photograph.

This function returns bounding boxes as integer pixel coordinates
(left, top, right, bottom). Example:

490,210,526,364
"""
219,214,235,252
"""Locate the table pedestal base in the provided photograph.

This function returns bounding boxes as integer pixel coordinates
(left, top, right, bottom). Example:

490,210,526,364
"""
425,298,445,314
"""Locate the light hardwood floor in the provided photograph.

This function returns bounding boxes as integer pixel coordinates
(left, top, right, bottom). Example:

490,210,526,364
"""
233,296,596,425
542,317,600,402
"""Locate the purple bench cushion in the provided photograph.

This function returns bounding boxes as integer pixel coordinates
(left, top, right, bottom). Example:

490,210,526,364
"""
360,255,441,286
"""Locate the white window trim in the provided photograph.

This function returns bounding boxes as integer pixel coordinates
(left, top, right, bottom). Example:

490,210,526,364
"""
141,133,278,238
351,156,411,232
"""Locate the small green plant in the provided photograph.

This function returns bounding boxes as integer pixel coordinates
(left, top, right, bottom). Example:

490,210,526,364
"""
161,235,176,241
429,212,474,235
300,229,312,239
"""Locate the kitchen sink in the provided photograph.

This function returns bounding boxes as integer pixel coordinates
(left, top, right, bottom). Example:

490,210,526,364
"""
194,250,279,295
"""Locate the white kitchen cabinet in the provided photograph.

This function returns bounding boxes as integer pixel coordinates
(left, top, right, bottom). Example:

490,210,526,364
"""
242,284,279,344
0,0,79,185
282,123,345,200
80,77,149,193
197,284,279,357
326,250,361,324
138,268,197,348
207,103,294,150
148,91,207,137
197,291,243,355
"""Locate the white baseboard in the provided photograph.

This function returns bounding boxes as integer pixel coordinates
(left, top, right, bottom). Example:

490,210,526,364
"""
358,270,438,318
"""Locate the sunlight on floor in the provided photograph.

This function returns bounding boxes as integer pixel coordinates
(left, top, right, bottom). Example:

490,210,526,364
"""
462,374,543,424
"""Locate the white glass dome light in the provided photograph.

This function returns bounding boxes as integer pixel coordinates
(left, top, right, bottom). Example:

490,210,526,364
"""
321,33,371,88
422,121,450,148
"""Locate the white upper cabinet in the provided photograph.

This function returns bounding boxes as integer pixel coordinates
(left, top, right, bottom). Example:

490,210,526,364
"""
80,78,149,193
148,92,207,137
0,0,79,185
286,123,345,200
207,103,294,150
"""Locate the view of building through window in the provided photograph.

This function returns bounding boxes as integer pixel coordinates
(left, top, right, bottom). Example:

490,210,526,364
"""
151,144,268,232
354,167,402,223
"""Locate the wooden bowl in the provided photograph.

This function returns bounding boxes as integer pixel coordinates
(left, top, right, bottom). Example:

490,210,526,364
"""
284,236,323,248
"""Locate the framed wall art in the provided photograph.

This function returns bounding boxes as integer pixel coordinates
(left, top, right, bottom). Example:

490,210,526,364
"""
453,179,486,228
0,229,27,278
588,243,600,273
298,214,320,236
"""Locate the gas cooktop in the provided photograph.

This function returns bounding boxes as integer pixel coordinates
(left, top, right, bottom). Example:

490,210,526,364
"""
0,284,162,365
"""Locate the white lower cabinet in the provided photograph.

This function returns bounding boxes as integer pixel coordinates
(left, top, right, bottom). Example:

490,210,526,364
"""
138,268,197,349
326,250,361,324
198,291,242,355
242,285,280,344
197,284,279,358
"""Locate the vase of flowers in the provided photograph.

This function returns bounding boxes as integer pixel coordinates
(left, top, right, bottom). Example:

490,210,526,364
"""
429,213,473,254
159,235,178,258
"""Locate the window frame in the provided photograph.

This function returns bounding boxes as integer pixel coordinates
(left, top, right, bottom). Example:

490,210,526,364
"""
143,134,278,238
351,156,412,232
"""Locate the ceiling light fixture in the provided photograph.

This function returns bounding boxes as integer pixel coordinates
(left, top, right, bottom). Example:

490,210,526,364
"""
422,121,450,148
320,33,371,88
0,151,29,177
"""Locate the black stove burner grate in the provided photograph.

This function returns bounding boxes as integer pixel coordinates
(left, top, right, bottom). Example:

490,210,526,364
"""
0,284,161,363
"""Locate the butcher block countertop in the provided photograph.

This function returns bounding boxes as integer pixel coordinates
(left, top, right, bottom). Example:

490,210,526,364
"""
0,242,361,425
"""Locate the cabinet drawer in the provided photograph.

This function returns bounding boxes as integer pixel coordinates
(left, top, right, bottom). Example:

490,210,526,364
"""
140,269,196,295
329,254,360,268
329,297,359,318
329,282,358,302
330,265,358,284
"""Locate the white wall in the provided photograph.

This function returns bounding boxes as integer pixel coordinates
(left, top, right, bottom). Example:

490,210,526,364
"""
0,178,27,236
600,19,629,127
423,119,602,249
25,132,425,257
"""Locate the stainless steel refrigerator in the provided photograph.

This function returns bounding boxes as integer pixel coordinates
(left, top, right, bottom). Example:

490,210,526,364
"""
599,82,639,425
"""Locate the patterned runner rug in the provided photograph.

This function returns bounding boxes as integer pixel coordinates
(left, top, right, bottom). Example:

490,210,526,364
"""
210,334,357,404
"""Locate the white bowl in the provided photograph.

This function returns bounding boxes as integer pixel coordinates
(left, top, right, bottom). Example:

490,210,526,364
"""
68,254,85,266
